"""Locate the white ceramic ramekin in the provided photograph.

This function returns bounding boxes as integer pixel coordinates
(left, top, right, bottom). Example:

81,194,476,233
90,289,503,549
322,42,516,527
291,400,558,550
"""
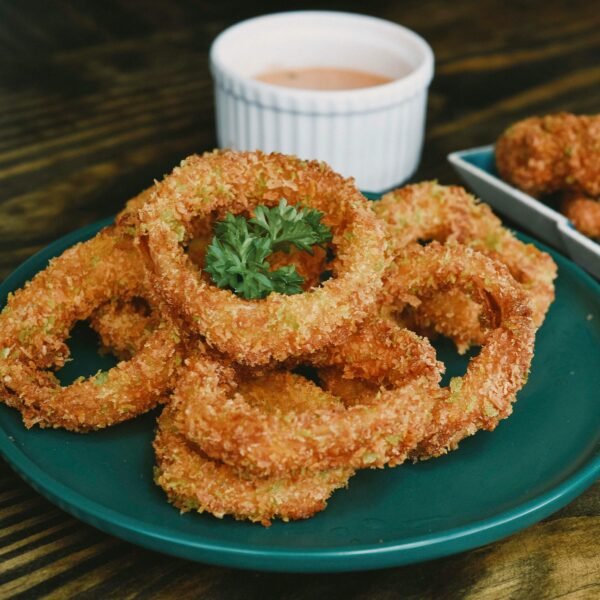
210,11,434,192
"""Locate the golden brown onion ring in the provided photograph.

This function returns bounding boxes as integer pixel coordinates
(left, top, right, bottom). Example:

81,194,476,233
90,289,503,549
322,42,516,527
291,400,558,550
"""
133,150,387,366
373,182,556,351
381,242,535,458
178,351,437,477
154,370,353,526
0,227,183,431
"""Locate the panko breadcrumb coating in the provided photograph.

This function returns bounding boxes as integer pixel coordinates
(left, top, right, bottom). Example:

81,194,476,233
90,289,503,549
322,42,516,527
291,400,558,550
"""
132,150,387,366
0,227,183,431
382,242,535,458
373,182,556,352
179,352,437,476
0,150,555,527
561,192,600,239
321,242,535,459
495,113,600,197
154,371,353,526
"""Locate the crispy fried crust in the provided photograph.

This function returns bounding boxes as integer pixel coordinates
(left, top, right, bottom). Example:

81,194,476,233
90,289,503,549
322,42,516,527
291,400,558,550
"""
0,227,183,431
381,242,535,458
305,313,443,387
0,149,554,526
91,233,327,360
560,192,600,239
373,182,556,351
177,352,436,476
154,371,353,526
495,113,600,197
132,150,387,366
90,297,157,360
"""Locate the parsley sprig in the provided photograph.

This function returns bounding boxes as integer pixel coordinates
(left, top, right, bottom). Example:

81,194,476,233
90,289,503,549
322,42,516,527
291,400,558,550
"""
204,199,332,299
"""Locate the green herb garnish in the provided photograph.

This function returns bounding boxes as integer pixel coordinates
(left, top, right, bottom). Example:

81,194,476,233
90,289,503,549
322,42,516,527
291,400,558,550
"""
204,199,332,300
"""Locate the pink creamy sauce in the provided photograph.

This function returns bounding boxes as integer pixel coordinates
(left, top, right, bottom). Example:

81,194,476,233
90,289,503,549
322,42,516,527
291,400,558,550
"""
255,67,397,90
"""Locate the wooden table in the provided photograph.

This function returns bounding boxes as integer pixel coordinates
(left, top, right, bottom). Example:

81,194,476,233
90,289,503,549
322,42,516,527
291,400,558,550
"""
1,1,599,597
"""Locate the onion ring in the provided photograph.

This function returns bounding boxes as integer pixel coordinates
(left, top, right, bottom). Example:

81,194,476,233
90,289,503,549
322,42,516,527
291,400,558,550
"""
373,182,556,351
154,369,353,526
133,150,387,365
0,227,183,431
178,351,437,477
381,242,535,458
91,230,327,360
305,313,443,387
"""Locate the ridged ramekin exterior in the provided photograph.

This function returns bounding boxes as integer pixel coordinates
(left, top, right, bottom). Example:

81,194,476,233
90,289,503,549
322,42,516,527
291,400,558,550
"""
211,12,434,192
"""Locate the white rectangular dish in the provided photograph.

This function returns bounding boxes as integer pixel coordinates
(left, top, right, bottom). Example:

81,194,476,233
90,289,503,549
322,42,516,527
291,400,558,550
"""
448,145,600,279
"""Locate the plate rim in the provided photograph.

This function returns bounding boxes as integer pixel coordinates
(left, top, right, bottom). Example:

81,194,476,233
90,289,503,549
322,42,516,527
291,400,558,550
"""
1,218,599,573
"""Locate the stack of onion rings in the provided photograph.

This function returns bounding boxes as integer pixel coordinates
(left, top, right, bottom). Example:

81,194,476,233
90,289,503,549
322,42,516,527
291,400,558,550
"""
0,150,555,525
373,182,556,352
154,369,353,526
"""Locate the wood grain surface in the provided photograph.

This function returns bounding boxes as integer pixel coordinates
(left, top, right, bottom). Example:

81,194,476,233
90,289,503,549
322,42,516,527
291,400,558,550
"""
1,1,599,598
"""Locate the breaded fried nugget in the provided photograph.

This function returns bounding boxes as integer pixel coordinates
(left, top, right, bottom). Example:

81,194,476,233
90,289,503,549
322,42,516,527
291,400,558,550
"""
496,113,600,197
561,192,600,239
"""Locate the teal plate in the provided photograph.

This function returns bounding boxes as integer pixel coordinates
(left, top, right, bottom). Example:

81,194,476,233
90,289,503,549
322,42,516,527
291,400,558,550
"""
0,218,599,573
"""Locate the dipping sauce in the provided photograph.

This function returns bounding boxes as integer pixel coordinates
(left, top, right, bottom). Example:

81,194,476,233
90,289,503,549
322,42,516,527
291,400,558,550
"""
255,67,394,90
